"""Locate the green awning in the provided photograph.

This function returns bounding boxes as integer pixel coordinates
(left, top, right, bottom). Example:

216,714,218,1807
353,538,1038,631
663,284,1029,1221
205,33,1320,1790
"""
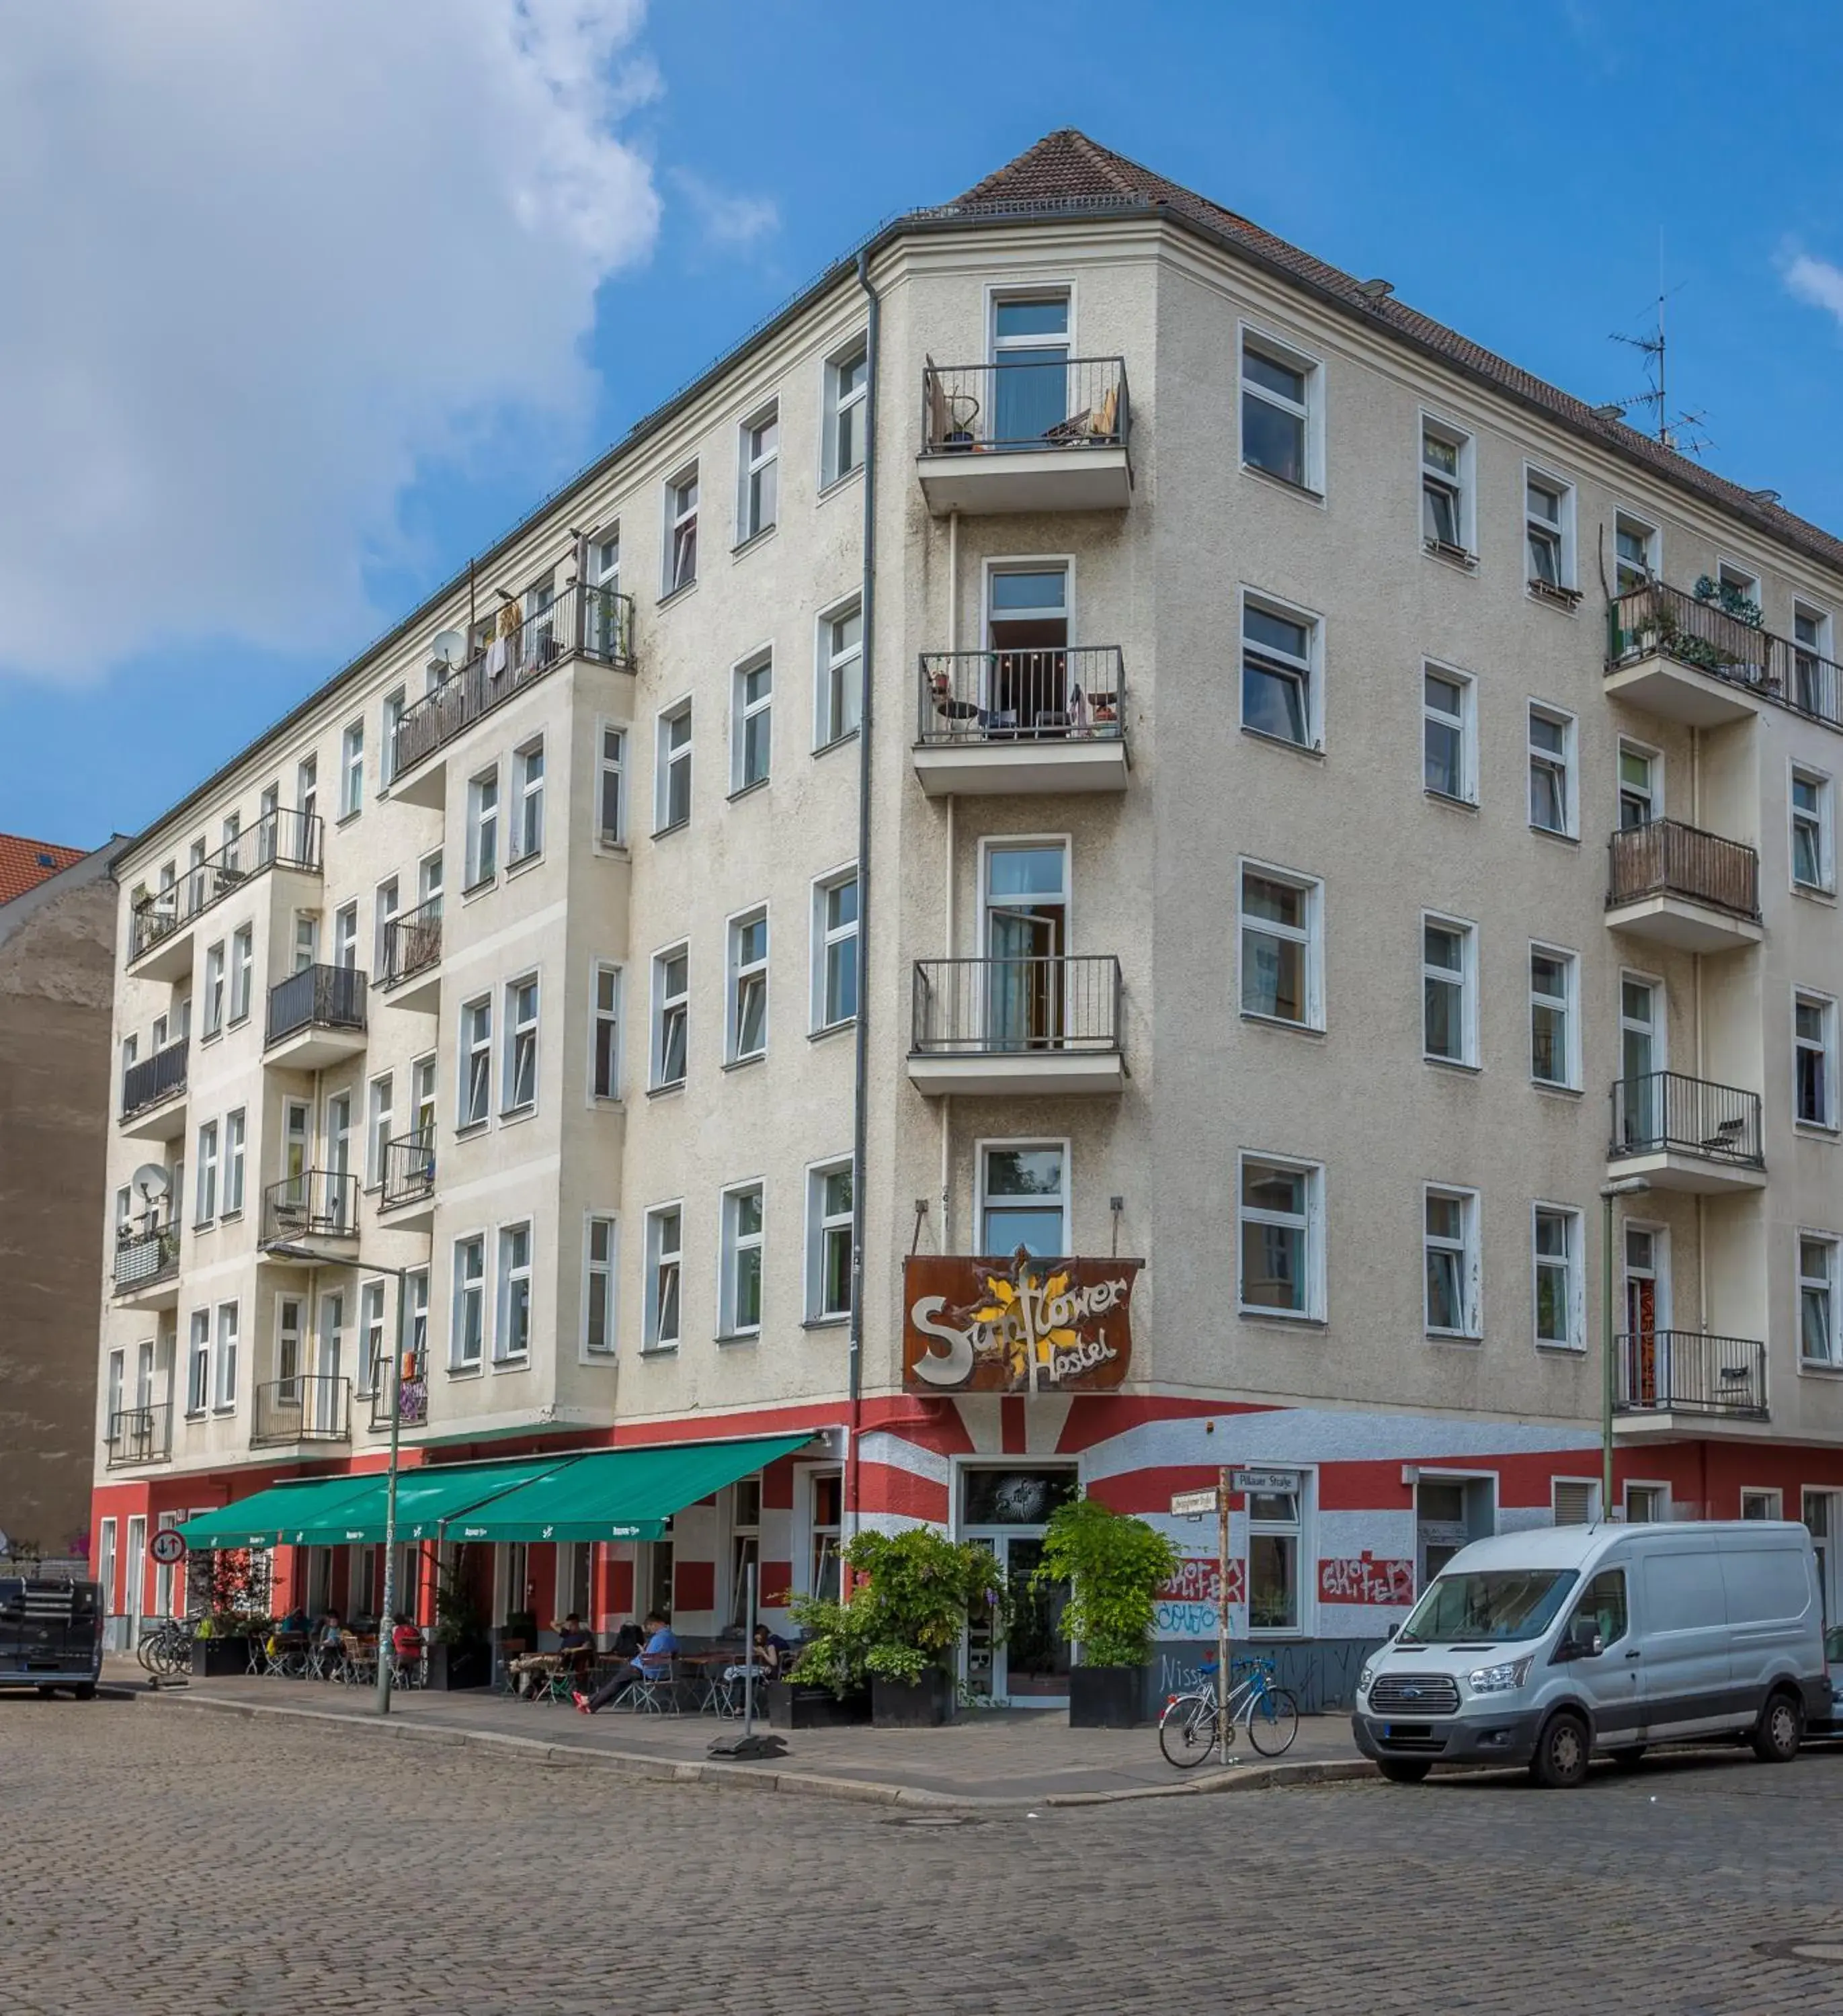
176,1476,378,1552
445,1433,817,1544
282,1455,585,1545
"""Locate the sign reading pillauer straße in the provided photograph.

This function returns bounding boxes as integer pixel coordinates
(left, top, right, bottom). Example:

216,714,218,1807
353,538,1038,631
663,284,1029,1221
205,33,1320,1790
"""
902,1252,1141,1393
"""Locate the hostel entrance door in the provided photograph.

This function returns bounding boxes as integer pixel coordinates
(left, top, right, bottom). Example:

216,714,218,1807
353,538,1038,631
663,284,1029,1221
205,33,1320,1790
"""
959,1466,1077,1704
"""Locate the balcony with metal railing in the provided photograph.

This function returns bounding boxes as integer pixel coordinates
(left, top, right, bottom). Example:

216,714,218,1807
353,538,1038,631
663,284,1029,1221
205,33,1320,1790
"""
390,581,634,803
908,954,1124,1095
105,1403,173,1468
251,1375,352,1448
1608,1070,1767,1193
265,962,367,1068
1604,818,1762,954
378,1130,436,1231
112,1222,180,1304
1614,1330,1768,1422
260,1170,360,1252
128,808,321,978
913,647,1128,795
1606,579,1843,732
368,1353,429,1435
376,898,442,1011
119,1039,190,1142
917,358,1132,515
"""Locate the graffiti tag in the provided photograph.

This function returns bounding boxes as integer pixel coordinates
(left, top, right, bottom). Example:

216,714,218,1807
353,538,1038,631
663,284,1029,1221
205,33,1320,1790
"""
1317,1552,1414,1607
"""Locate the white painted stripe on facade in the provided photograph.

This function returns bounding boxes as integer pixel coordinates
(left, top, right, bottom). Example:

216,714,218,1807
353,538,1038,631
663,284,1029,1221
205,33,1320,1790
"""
858,1430,952,1488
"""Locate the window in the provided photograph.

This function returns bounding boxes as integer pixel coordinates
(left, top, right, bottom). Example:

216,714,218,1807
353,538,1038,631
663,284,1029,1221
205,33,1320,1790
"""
1618,742,1659,829
584,1216,617,1355
333,902,358,971
720,1184,764,1337
815,601,862,748
825,338,868,485
357,1280,385,1398
585,530,622,655
809,1472,843,1601
980,1143,1069,1255
1533,1206,1583,1349
1247,1482,1303,1634
664,465,698,594
1528,704,1575,836
186,835,207,912
188,1311,210,1414
450,1236,485,1368
381,687,404,788
223,1109,245,1216
214,1300,239,1409
732,653,772,791
591,962,621,1099
989,292,1070,439
1241,595,1319,748
1794,605,1834,715
270,1296,303,1400
727,909,768,1062
1423,665,1475,802
1796,991,1838,1128
1614,512,1658,593
257,784,280,864
596,726,625,845
459,997,491,1126
1239,862,1321,1029
1237,1155,1323,1320
496,1222,532,1361
510,739,544,862
1420,419,1473,557
1625,1482,1666,1523
651,946,688,1089
645,1206,682,1351
202,941,225,1036
407,1268,429,1363
503,976,538,1114
466,767,499,887
1241,330,1318,491
372,877,400,978
1422,915,1476,1067
366,1073,393,1187
729,1479,762,1631
1529,946,1578,1089
1424,1187,1480,1339
229,926,253,1023
813,869,859,1031
293,913,318,972
737,403,778,542
340,720,364,818
1801,1234,1840,1366
1741,1488,1783,1521
807,1160,854,1322
1793,767,1833,894
195,1121,218,1224
1524,470,1575,593
655,703,692,832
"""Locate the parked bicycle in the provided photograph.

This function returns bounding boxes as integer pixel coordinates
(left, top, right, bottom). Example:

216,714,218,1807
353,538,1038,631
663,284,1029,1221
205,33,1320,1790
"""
135,1615,196,1679
1158,1656,1299,1767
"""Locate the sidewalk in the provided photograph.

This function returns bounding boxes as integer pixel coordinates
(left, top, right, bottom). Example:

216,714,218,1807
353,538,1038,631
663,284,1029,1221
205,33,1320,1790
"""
116,1663,1373,1808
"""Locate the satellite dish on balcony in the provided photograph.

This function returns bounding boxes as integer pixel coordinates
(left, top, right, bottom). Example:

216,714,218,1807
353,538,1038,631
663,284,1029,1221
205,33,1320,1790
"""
132,1164,171,1205
429,629,466,671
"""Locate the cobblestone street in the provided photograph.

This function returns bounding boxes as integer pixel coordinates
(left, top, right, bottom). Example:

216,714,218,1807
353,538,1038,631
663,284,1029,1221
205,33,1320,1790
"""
9,1697,1843,2013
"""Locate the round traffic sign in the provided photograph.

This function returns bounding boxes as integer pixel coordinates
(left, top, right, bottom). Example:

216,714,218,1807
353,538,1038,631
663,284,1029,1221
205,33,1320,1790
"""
149,1529,188,1565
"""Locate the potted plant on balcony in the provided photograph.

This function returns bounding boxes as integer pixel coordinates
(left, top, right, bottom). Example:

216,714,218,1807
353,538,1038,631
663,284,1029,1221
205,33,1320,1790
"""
1034,1497,1181,1728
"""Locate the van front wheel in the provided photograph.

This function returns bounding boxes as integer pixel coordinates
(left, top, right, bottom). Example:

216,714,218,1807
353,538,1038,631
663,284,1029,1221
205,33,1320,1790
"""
1529,1711,1590,1789
1751,1689,1803,1764
1377,1759,1432,1784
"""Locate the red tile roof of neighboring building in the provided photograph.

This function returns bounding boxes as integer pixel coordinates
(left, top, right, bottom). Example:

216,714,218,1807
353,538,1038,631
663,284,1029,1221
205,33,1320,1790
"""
0,834,87,906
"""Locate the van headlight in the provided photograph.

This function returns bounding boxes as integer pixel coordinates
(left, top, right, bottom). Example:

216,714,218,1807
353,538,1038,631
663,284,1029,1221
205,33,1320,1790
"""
1467,1656,1532,1695
1356,1663,1374,1696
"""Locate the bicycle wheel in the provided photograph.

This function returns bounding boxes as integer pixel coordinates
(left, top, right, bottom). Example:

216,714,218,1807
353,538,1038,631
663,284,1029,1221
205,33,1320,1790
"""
1158,1694,1218,1769
1246,1685,1300,1757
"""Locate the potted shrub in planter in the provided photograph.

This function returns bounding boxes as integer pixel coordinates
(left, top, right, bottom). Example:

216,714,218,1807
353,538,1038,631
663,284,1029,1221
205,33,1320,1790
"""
766,1603,873,1729
1035,1497,1180,1729
425,1567,490,1691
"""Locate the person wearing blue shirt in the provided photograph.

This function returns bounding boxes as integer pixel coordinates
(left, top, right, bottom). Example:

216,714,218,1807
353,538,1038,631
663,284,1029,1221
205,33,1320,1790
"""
575,1611,677,1714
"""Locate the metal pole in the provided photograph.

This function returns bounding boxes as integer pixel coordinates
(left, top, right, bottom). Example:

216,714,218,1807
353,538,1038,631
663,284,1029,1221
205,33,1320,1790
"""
743,1560,757,1739
1601,1192,1615,1521
1216,1466,1231,1761
375,1270,407,1716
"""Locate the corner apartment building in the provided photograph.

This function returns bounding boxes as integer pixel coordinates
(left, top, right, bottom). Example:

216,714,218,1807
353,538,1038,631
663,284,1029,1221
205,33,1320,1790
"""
91,131,1843,1704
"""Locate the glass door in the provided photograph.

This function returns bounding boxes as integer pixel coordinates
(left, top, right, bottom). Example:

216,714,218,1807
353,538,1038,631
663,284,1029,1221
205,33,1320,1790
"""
1619,978,1661,1148
124,1517,147,1641
983,843,1068,1052
958,1468,1077,1704
990,295,1070,446
1624,1226,1668,1408
985,564,1069,734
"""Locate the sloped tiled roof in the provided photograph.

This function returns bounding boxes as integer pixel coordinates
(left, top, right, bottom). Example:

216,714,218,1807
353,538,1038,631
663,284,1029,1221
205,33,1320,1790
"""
0,834,85,906
942,130,1843,577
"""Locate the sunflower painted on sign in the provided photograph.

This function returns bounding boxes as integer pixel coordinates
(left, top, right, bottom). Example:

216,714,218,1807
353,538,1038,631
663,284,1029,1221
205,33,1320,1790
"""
903,1251,1141,1394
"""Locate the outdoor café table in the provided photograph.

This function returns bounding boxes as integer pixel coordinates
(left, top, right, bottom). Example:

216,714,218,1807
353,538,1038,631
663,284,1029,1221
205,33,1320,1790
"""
709,1660,772,1718
508,1650,563,1699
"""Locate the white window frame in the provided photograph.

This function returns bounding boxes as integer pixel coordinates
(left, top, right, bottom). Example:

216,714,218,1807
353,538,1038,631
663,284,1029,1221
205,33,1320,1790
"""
195,1120,218,1225
643,1203,684,1353
805,1157,854,1324
495,1220,533,1363
583,1213,618,1357
1239,587,1323,751
736,401,779,545
815,597,863,749
976,1137,1072,1257
187,1312,210,1415
1239,323,1323,495
509,737,544,864
1528,942,1581,1091
358,1279,386,1399
595,723,626,847
223,1108,245,1216
501,974,539,1116
731,648,773,793
719,1181,766,1339
823,335,868,487
811,865,859,1034
1617,739,1663,829
333,901,358,972
663,464,698,596
655,700,692,834
1741,1488,1783,1521
1423,1184,1481,1341
213,1299,239,1411
1552,1478,1600,1525
229,925,253,1024
1791,762,1834,896
1523,465,1578,596
451,1233,486,1370
727,906,769,1064
458,995,492,1128
465,765,499,888
1614,510,1660,593
1422,660,1477,805
1532,1204,1585,1351
1235,1152,1326,1322
366,1072,393,1188
1421,912,1478,1069
1527,702,1578,838
1419,413,1475,561
1795,988,1839,1130
381,687,405,789
1237,859,1324,1032
202,940,225,1038
1799,1230,1841,1368
590,960,622,1102
340,719,364,819
651,943,689,1089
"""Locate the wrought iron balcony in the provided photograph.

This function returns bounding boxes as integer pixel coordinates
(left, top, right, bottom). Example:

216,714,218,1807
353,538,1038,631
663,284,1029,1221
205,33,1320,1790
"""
112,1222,179,1294
378,898,442,990
917,358,1132,514
1608,1071,1765,1192
914,647,1129,794
129,807,321,966
909,955,1124,1095
120,1040,188,1122
261,1169,359,1248
251,1374,351,1447
368,1353,429,1433
1615,1330,1767,1419
105,1403,173,1468
266,962,367,1054
380,1130,436,1210
392,580,634,782
1607,580,1843,730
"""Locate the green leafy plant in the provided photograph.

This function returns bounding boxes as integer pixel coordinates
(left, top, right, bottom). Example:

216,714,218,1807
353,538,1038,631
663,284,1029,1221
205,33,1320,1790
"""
786,1529,1009,1694
1033,1497,1181,1669
432,1560,485,1647
1694,574,1764,630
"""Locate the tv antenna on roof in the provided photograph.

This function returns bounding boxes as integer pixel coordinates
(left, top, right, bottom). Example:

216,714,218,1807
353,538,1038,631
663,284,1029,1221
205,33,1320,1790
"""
1609,236,1709,457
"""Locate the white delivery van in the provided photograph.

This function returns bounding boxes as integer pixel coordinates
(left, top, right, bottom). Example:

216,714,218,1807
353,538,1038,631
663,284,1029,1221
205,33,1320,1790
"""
1352,1521,1826,1788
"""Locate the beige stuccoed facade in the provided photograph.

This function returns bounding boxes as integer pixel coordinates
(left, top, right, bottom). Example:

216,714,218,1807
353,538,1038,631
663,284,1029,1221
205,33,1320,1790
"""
89,132,1843,1702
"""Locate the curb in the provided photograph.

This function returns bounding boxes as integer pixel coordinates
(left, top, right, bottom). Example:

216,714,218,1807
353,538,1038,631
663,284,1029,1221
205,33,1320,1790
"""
139,1689,1378,1809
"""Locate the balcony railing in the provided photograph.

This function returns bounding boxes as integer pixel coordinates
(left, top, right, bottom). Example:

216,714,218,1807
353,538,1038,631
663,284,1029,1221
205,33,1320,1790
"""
917,646,1126,747
105,1403,173,1467
1609,1070,1764,1167
1615,1330,1768,1419
1606,818,1760,920
261,1169,359,1247
251,1375,352,1447
378,898,442,989
911,955,1122,1056
112,1222,179,1293
1608,580,1843,731
266,962,367,1047
392,580,634,780
121,1040,188,1120
130,807,321,964
380,1130,436,1210
369,1354,429,1433
922,357,1130,457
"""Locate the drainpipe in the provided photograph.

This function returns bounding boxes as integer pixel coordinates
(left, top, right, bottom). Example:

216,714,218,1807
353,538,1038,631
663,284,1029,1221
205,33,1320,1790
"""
845,247,880,1549
942,511,958,1254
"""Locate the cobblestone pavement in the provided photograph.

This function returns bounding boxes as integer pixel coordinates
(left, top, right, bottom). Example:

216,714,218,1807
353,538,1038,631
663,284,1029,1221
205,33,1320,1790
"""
9,1696,1843,2015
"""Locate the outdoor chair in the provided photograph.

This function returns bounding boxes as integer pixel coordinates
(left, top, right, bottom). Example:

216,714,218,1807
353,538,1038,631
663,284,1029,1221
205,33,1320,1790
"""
626,1657,684,1715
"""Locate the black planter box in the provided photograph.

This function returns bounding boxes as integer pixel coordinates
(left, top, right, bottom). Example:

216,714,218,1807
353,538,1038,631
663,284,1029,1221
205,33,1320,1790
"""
1069,1663,1149,1729
425,1640,491,1692
190,1636,253,1679
765,1678,872,1730
871,1671,955,1728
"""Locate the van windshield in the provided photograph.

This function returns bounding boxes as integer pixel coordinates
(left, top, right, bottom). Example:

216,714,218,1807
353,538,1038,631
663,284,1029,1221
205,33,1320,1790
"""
1398,1568,1580,1646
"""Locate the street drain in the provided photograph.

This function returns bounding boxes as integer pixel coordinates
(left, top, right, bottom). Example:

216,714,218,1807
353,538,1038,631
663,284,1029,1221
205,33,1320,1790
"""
887,1814,979,1828
1757,1938,1843,1966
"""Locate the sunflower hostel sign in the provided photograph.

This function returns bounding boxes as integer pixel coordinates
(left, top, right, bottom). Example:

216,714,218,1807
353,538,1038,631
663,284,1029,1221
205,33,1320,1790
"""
902,1253,1141,1394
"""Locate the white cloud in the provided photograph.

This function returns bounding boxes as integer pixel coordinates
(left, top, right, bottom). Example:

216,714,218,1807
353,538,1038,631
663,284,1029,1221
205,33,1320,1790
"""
1786,253,1843,332
0,0,663,683
671,169,780,251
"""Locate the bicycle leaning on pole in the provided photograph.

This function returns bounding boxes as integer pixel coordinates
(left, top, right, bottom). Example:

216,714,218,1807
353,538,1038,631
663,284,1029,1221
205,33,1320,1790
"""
135,1615,196,1680
1157,1654,1300,1767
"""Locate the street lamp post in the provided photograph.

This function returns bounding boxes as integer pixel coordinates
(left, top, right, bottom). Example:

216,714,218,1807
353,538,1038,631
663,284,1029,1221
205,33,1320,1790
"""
1599,1179,1651,1519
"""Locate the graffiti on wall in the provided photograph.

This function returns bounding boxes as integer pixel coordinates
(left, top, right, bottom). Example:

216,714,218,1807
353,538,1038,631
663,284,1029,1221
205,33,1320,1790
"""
1317,1552,1415,1607
1155,1638,1377,1714
1153,1555,1245,1638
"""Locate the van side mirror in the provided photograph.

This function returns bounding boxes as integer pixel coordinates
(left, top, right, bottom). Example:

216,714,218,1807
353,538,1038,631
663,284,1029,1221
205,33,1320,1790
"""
1565,1620,1603,1660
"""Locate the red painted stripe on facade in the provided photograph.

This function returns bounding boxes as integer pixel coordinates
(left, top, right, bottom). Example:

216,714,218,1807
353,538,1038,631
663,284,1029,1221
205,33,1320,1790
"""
1055,1396,1266,1455
673,1560,715,1613
760,1560,794,1605
856,1460,950,1524
1001,1397,1026,1455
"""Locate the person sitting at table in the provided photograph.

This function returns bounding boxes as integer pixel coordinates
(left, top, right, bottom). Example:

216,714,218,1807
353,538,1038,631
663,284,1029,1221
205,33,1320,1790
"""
749,1624,783,1678
390,1613,424,1663
315,1611,344,1677
556,1613,595,1671
280,1603,311,1637
575,1611,677,1714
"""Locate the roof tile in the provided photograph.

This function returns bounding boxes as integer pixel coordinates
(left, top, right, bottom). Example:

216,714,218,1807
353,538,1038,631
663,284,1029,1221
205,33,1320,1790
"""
0,834,85,907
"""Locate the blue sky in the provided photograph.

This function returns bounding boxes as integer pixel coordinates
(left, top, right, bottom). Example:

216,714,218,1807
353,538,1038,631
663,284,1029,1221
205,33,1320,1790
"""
7,0,1843,847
